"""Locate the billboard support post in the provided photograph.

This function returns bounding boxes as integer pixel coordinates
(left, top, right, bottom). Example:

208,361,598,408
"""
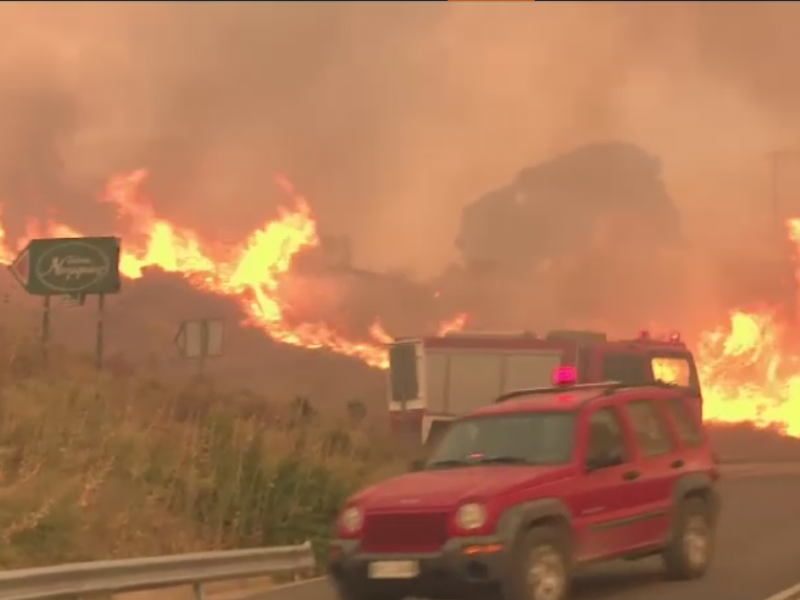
8,236,121,369
41,295,51,365
96,294,106,370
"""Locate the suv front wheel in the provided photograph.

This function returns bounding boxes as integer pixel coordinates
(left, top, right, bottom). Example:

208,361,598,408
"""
662,497,715,580
504,525,571,600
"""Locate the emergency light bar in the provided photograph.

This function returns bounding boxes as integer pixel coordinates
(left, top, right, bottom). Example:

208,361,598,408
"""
552,366,577,386
638,330,683,344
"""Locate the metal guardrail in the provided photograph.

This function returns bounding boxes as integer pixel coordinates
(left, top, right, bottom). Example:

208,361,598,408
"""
0,541,316,600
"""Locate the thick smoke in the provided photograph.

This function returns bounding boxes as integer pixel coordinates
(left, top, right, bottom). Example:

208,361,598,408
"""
0,2,798,280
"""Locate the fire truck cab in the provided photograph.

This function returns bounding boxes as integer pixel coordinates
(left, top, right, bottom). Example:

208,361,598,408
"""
387,329,702,445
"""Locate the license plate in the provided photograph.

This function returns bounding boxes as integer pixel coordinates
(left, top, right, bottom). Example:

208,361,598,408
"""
368,560,420,579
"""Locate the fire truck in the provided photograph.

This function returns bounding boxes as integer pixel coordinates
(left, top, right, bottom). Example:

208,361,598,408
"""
387,329,701,445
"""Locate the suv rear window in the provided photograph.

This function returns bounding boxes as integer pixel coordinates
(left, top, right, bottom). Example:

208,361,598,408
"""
664,397,704,447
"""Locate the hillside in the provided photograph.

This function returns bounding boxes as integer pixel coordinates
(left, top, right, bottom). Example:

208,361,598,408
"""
0,266,387,412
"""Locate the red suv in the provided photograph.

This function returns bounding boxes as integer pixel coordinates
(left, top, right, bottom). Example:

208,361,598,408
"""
329,367,721,600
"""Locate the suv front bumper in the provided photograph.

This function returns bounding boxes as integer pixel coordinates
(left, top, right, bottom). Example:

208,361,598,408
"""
328,537,507,600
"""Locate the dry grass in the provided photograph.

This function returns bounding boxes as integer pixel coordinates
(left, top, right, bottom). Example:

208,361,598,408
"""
0,322,402,569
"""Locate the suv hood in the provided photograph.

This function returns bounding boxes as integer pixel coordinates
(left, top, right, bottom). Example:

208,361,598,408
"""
354,465,574,510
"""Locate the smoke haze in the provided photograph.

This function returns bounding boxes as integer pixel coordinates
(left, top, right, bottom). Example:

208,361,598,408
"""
0,2,799,277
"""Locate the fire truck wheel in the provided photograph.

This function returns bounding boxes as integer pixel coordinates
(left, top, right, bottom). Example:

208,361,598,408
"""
502,525,572,600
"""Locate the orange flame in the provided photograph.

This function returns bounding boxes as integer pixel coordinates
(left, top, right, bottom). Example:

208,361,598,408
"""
693,218,800,437
698,310,800,436
366,313,469,347
3,170,465,371
368,320,393,345
437,313,468,336
106,171,401,368
2,169,800,438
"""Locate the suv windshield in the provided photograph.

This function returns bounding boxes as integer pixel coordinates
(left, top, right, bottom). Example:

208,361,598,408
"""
426,412,576,468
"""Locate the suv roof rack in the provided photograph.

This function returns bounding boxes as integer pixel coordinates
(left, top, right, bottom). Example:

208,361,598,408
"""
495,381,622,404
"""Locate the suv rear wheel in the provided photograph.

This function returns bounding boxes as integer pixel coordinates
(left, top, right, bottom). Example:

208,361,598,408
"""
504,525,571,600
662,497,715,580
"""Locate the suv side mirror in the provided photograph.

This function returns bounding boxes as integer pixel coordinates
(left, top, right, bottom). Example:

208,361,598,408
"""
584,456,603,472
408,458,426,472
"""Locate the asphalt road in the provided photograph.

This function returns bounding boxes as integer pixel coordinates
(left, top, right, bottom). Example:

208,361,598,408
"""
260,470,800,600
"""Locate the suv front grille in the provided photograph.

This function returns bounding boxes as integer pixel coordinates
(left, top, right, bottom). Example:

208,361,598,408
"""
362,512,448,553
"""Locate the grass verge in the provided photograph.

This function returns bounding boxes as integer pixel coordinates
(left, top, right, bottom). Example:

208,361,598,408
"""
0,337,399,569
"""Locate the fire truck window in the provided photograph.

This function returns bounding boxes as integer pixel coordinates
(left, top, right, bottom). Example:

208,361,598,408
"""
425,353,449,413
623,400,674,457
602,353,648,385
389,344,419,402
504,353,562,392
449,354,503,413
651,356,691,387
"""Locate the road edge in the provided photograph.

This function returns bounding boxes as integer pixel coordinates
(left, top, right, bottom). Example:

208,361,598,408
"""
765,582,800,600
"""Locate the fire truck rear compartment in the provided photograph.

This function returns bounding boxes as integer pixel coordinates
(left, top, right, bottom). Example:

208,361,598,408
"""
388,339,564,415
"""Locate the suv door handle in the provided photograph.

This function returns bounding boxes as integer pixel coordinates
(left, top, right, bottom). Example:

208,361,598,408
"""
670,459,685,469
621,470,640,481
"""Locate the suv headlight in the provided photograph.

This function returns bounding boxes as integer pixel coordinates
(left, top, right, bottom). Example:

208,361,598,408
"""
339,506,363,533
455,503,487,530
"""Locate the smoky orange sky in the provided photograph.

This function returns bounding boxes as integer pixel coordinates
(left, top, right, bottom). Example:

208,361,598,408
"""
0,2,800,278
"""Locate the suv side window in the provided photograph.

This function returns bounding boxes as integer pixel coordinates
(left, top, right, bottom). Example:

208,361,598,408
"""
664,397,704,447
586,407,628,468
623,400,674,457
